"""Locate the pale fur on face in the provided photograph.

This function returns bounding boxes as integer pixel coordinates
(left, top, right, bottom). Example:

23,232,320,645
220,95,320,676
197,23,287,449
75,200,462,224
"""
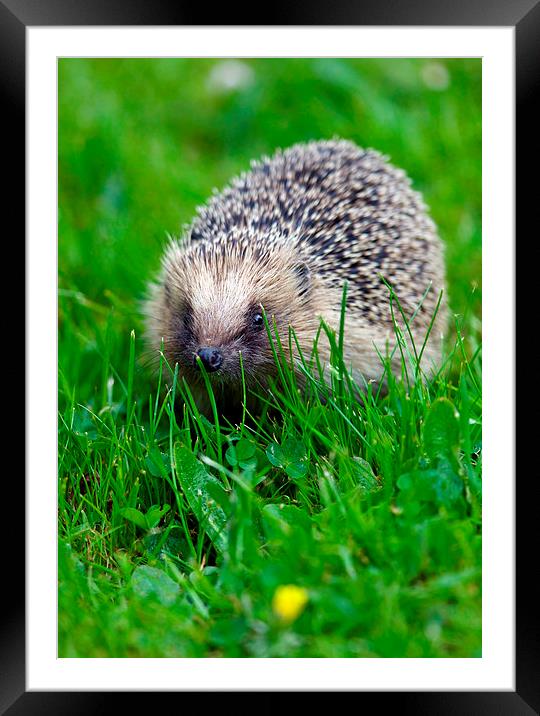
143,238,328,390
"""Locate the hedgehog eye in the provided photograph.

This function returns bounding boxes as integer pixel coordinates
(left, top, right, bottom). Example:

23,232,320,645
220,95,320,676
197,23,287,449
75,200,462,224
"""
252,312,264,330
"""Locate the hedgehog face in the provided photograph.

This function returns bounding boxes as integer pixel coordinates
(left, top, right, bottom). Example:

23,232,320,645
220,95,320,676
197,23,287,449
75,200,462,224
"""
156,241,314,388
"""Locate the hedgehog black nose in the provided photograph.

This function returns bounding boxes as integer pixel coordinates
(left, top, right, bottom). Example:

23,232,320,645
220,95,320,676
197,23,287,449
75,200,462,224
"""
196,347,223,373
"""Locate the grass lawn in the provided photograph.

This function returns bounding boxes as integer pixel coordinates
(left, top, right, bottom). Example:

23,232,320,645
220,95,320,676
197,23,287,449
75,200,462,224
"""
58,58,482,658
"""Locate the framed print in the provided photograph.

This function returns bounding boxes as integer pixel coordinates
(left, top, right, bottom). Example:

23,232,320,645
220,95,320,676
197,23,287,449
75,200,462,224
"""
9,0,535,711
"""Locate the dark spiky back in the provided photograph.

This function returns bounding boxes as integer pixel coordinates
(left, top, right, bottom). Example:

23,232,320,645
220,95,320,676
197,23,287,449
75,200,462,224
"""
186,139,445,331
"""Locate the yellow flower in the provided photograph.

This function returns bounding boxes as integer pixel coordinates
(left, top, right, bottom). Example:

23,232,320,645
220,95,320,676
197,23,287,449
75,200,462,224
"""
272,584,309,624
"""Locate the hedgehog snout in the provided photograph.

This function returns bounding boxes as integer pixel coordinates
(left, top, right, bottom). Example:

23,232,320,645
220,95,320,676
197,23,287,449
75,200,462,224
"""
195,347,223,373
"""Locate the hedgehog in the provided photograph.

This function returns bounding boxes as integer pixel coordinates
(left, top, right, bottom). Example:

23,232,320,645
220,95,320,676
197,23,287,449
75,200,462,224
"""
144,139,447,412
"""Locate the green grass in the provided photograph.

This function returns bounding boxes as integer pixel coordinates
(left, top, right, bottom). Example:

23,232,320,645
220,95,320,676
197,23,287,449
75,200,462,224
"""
58,58,482,658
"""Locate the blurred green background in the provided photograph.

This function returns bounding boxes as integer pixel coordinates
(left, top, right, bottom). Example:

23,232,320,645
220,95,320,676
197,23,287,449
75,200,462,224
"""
59,58,481,325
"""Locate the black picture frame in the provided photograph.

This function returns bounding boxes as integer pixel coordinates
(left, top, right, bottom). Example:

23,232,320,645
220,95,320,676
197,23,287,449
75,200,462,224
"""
9,0,535,712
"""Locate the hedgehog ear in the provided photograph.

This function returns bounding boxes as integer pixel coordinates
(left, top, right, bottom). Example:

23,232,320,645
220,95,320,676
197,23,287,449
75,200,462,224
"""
293,262,311,298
